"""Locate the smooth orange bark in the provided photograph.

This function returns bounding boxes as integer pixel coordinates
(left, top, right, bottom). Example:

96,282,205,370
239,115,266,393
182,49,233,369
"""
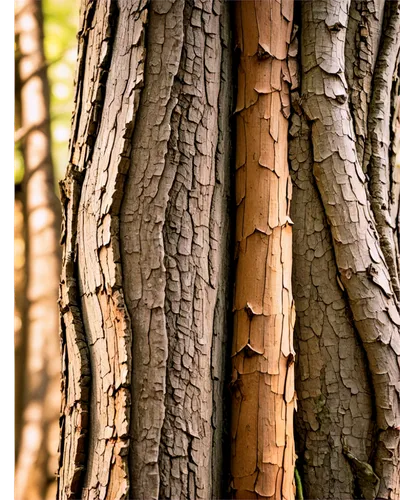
231,1,296,498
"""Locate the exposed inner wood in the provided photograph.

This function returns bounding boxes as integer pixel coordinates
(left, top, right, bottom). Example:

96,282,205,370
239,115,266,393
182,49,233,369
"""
231,1,296,498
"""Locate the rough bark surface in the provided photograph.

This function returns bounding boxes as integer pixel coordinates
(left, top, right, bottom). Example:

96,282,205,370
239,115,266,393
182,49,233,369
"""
364,1,400,301
230,1,296,499
15,1,61,499
58,0,146,498
290,99,374,499
294,1,400,498
345,0,385,166
58,1,232,499
120,1,232,498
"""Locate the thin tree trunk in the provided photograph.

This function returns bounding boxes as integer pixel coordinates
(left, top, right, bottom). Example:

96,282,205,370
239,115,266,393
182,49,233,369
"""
57,1,232,499
15,189,27,461
230,1,296,499
15,0,61,499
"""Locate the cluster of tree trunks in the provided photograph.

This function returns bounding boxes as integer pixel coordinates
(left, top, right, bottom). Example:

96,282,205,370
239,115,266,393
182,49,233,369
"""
14,0,400,498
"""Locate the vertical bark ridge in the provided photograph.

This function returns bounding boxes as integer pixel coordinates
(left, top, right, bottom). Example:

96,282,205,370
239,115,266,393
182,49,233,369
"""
160,1,227,497
121,1,186,497
390,52,400,286
364,0,400,301
58,1,148,498
290,98,374,498
344,0,385,167
210,3,233,498
300,1,400,497
120,1,232,498
231,1,296,498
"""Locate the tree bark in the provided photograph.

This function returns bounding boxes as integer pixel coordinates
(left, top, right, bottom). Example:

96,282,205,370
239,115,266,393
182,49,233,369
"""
230,2,296,499
15,0,62,499
57,1,232,499
291,0,400,498
56,0,400,498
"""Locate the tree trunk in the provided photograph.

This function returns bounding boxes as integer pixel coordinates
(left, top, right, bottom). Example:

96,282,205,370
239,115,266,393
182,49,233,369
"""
230,1,296,499
291,0,400,498
15,0,62,499
56,0,400,499
57,1,232,499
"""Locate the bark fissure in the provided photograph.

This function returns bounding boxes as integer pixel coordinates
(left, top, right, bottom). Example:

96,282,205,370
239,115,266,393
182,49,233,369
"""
344,0,385,167
364,0,400,302
290,94,374,498
59,164,91,500
58,1,149,499
300,1,400,497
120,1,231,498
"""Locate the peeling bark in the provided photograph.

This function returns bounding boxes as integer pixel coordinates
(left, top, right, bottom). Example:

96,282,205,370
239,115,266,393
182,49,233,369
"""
345,0,385,166
230,2,296,499
58,1,147,498
298,1,400,497
58,1,232,499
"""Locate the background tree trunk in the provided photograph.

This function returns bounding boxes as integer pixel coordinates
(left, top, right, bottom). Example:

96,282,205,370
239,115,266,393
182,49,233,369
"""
57,1,232,499
56,0,400,499
15,0,62,499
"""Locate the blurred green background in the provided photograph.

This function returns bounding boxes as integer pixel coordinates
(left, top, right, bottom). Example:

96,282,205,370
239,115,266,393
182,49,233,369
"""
15,0,79,187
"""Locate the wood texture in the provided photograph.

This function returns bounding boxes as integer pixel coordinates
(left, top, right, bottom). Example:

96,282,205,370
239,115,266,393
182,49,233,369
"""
120,1,232,498
58,1,147,498
290,92,374,499
231,2,296,499
58,1,232,499
364,1,400,301
298,1,400,497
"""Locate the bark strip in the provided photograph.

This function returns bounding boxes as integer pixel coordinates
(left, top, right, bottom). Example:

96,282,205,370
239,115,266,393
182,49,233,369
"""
364,0,400,301
344,0,385,166
58,1,148,498
300,1,400,497
120,1,232,498
231,2,296,498
290,96,374,499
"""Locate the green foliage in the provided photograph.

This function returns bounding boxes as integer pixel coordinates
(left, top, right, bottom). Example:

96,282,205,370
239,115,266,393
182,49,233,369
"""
295,467,304,500
43,0,79,183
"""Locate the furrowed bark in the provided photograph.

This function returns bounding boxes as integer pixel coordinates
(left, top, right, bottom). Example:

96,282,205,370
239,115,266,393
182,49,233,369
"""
120,1,232,498
344,0,385,166
364,0,400,301
290,98,374,498
15,0,61,498
301,1,400,497
58,1,148,498
230,1,296,498
390,51,400,281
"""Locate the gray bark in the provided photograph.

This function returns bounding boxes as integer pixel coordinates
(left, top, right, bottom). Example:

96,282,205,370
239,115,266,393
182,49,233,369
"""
291,1,400,498
57,1,232,499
